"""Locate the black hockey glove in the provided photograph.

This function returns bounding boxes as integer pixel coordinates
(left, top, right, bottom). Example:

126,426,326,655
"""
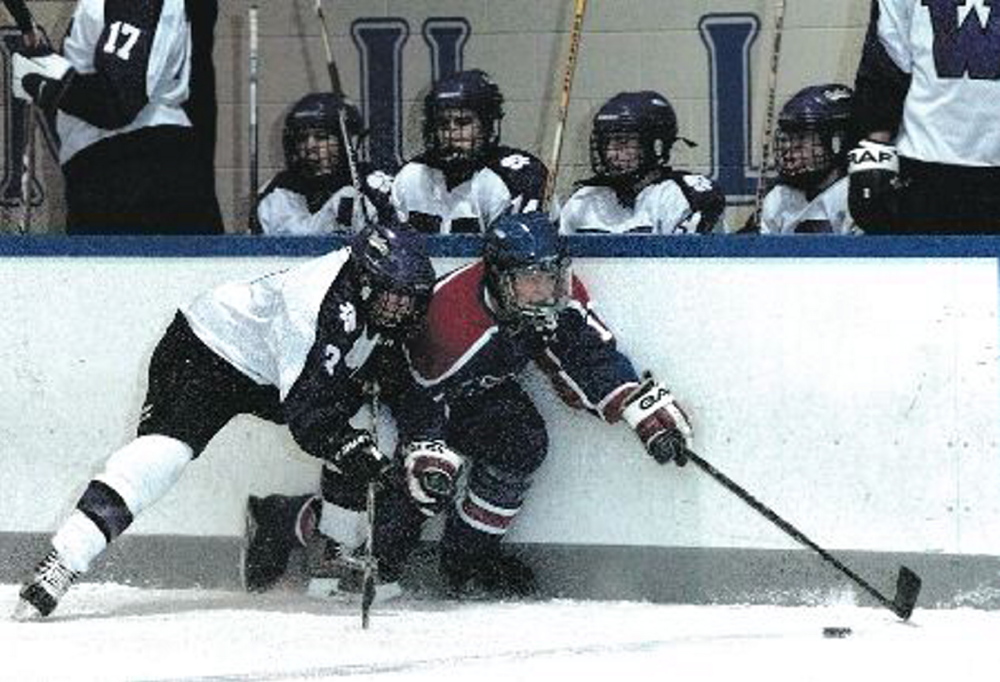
847,139,901,233
12,50,75,113
401,440,463,517
621,376,693,467
321,427,391,484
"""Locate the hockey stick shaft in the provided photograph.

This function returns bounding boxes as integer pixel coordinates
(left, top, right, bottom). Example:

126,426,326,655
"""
752,0,787,222
685,449,921,620
19,103,36,234
314,0,366,229
542,0,587,210
361,389,381,630
248,5,260,233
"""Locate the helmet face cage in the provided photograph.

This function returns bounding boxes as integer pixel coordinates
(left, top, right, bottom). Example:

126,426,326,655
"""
423,71,503,168
775,126,841,188
590,92,677,181
493,257,572,331
283,94,362,180
483,213,571,331
775,84,853,190
290,124,341,179
351,225,435,335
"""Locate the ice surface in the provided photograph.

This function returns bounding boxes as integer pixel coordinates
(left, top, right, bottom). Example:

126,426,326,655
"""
2,582,997,681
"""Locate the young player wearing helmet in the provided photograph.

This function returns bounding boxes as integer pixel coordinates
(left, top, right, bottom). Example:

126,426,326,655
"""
391,69,548,233
755,83,859,234
371,212,694,597
560,91,726,234
12,222,438,620
256,93,392,236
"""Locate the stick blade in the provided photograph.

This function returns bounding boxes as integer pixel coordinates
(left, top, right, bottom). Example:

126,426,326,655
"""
892,566,922,620
360,565,376,630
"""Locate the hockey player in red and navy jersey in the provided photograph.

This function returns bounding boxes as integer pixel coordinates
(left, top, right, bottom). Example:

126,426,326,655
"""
391,69,548,233
369,212,694,596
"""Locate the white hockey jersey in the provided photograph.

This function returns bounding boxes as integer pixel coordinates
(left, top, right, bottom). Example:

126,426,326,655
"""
257,169,390,236
391,146,547,233
869,0,1000,166
559,172,726,234
181,249,379,400
759,177,859,235
58,0,192,164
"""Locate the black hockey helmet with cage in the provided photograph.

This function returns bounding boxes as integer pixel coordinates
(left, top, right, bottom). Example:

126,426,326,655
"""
590,91,678,182
282,93,363,179
422,69,504,166
482,212,571,332
775,83,853,190
350,222,436,335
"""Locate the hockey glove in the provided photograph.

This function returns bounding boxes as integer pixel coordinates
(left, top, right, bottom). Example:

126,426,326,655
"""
847,139,901,233
622,376,693,466
402,440,463,517
322,427,390,484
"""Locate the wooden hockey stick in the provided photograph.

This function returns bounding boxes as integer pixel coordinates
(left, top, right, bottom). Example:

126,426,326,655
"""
542,0,588,210
314,0,366,229
751,0,787,227
18,102,37,234
248,5,260,233
685,448,921,620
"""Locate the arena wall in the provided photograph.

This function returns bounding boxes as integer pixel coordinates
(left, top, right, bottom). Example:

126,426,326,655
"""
1,237,999,609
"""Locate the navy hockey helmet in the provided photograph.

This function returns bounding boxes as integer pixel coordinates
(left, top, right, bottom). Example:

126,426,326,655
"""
283,93,363,179
775,83,853,190
483,212,571,331
350,222,436,334
590,91,678,181
423,69,504,168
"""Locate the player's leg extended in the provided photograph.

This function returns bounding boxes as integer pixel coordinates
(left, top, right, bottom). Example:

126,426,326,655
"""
15,313,273,619
439,382,547,597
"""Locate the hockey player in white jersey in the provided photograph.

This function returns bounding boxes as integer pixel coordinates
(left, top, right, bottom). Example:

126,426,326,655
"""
10,0,223,234
391,69,548,233
560,91,725,234
756,84,859,235
849,0,1000,233
256,93,390,236
12,222,442,620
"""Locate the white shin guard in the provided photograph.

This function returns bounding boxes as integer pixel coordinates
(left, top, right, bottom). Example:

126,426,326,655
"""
94,434,194,518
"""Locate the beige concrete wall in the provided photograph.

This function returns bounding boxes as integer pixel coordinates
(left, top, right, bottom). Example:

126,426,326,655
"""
0,0,870,233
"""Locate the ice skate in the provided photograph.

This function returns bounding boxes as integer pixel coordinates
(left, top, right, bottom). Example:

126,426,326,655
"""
440,545,536,599
306,538,402,603
241,494,317,592
12,549,79,621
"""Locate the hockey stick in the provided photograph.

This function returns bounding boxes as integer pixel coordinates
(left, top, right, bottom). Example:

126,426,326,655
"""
314,0,366,230
248,5,260,233
542,0,588,211
360,389,382,630
685,449,921,620
18,102,37,234
751,0,787,227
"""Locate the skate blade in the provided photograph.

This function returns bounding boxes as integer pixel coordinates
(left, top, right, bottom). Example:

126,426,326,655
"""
306,577,402,604
11,598,44,622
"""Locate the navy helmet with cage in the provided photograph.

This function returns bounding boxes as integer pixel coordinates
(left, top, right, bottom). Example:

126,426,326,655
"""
350,222,436,335
775,83,853,189
483,212,571,331
590,91,678,181
422,69,504,168
282,93,363,179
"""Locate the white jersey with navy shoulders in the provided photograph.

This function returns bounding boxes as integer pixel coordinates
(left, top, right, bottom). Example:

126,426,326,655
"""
858,0,1000,166
391,146,547,233
181,249,378,400
559,171,726,234
257,169,391,236
58,0,192,164
760,177,859,235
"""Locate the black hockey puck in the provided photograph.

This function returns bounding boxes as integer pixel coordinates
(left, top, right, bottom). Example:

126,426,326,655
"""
822,626,852,638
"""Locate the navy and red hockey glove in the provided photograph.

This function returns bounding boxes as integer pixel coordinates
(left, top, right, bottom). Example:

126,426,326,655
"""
621,376,693,466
